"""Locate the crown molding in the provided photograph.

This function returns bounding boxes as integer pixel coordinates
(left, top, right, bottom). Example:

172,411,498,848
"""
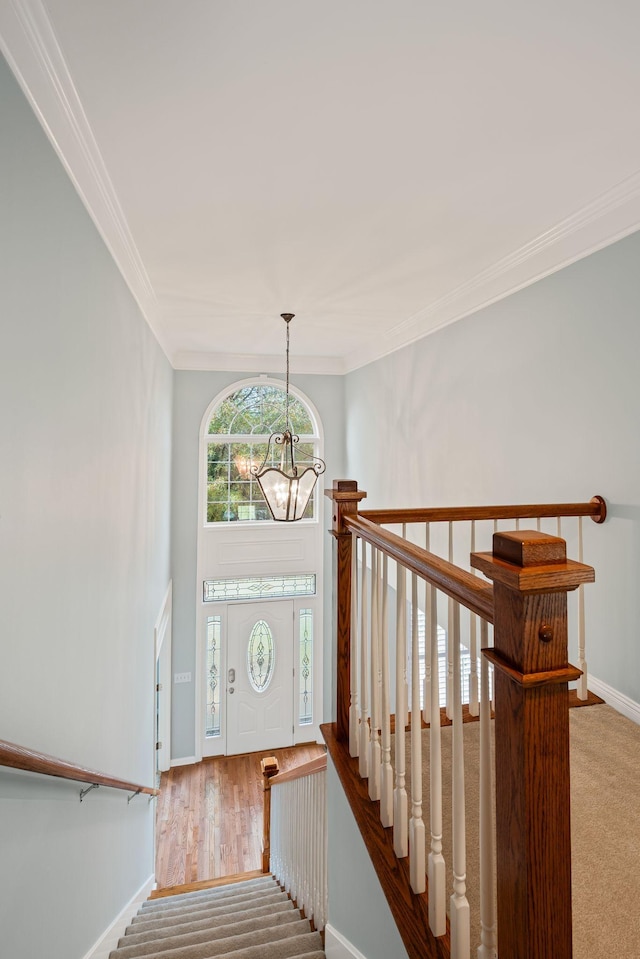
344,171,640,373
0,0,172,363
173,350,346,376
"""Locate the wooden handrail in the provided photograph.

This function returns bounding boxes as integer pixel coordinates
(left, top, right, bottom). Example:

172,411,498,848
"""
0,738,159,796
345,515,494,623
360,495,606,526
270,754,327,787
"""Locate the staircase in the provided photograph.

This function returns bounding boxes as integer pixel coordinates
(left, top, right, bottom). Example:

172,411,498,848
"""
108,874,325,959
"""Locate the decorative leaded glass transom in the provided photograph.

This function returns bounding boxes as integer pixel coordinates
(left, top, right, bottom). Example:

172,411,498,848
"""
204,573,316,603
247,620,275,692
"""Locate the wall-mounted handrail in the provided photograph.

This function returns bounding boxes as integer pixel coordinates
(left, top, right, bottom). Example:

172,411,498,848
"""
0,738,159,797
345,514,495,623
360,495,606,527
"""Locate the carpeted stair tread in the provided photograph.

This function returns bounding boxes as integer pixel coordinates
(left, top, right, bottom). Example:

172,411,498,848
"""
112,874,325,959
122,899,296,945
114,908,304,957
134,882,281,922
129,889,287,928
110,917,312,959
142,876,278,910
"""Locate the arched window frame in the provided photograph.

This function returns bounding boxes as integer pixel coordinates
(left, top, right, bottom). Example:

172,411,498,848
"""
199,376,325,527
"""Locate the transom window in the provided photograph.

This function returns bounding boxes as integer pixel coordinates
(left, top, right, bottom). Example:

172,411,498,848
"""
205,383,321,523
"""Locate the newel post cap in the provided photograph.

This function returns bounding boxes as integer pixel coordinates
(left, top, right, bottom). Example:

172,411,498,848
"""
325,479,367,534
471,529,594,593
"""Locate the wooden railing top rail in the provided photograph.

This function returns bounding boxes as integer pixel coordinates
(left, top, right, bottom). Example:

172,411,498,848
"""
270,754,327,787
345,514,495,623
360,494,606,527
0,738,159,796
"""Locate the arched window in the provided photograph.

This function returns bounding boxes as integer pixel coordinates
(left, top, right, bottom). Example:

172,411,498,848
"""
205,381,322,523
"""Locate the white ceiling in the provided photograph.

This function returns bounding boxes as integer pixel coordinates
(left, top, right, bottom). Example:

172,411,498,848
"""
2,0,640,374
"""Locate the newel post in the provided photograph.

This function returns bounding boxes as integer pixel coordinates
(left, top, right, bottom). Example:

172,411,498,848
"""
325,480,367,743
472,530,594,959
261,756,279,873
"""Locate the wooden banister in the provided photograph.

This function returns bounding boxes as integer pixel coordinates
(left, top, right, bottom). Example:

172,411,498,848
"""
0,738,159,796
361,495,607,526
269,754,327,787
325,480,600,959
346,515,494,622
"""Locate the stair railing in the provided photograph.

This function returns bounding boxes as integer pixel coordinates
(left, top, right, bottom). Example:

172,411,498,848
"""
324,480,603,959
264,754,328,932
0,738,158,801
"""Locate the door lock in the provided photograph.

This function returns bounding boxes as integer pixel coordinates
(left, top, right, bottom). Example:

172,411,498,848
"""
228,668,235,683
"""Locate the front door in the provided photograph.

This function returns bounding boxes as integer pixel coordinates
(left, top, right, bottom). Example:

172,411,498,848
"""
226,600,294,755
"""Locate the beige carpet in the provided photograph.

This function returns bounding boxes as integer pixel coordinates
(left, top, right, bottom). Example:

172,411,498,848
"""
392,704,640,958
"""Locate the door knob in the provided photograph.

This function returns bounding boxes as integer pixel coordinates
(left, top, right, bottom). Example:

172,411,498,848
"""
229,687,235,694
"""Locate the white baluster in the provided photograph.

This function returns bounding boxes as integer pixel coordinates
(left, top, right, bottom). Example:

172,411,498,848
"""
409,573,426,894
359,541,369,779
450,601,470,959
380,554,394,827
515,516,520,531
428,582,446,936
557,515,562,538
478,622,497,959
398,523,409,729
468,521,479,717
423,524,432,723
536,515,541,531
394,557,409,858
577,516,588,700
446,522,454,720
369,549,381,801
350,535,360,757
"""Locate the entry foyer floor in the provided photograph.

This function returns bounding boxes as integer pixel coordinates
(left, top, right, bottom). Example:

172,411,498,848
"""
155,742,326,889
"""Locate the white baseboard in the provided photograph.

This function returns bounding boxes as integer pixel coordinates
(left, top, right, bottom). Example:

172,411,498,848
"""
81,873,155,959
589,676,640,725
170,755,197,767
325,924,369,959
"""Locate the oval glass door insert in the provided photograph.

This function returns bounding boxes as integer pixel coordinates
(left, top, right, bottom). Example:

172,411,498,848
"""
247,620,275,692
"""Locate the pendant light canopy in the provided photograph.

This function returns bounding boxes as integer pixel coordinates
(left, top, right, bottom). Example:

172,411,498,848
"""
253,314,326,521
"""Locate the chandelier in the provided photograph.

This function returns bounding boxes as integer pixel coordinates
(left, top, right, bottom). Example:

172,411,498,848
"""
253,314,326,521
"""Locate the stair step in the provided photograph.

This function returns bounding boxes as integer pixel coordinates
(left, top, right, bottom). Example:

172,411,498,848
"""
129,889,288,930
112,874,325,959
141,875,278,910
121,899,296,947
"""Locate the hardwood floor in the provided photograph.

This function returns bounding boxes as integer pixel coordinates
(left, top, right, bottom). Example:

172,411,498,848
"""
155,742,326,889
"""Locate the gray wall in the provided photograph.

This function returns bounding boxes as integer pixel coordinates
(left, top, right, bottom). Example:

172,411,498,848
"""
0,54,173,958
345,229,640,705
170,369,345,760
327,759,410,959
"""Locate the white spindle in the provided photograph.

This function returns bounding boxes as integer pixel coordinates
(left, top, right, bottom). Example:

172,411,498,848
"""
577,516,588,700
557,516,562,538
446,522,454,720
359,541,369,779
478,621,497,959
394,557,409,858
468,521,479,717
350,536,360,757
369,549,381,801
423,524,432,723
270,768,328,932
409,573,426,893
536,515,541,531
380,554,393,827
450,601,470,959
428,582,446,936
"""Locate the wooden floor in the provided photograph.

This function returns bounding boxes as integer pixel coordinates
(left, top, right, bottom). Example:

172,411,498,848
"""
155,742,326,889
